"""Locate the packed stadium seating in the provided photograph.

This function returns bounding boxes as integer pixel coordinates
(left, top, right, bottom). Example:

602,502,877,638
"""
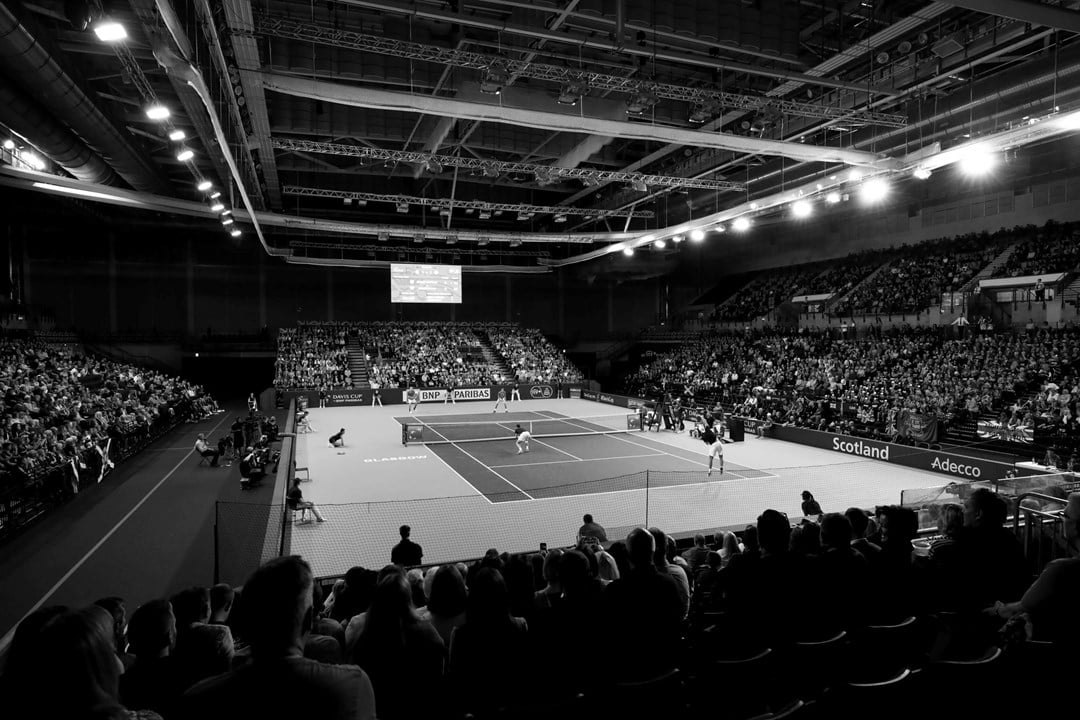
626,326,1080,451
999,222,1080,278
274,322,583,390
5,491,1075,720
0,338,220,535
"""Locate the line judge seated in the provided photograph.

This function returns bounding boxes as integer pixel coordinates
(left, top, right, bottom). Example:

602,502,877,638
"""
194,433,220,467
329,428,346,448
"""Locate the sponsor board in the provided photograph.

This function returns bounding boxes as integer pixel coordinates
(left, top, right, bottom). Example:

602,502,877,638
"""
363,455,427,463
768,424,1016,480
402,388,492,403
328,391,366,405
529,385,554,399
580,390,648,409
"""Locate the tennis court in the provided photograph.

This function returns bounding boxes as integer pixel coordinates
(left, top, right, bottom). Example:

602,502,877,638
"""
397,409,774,502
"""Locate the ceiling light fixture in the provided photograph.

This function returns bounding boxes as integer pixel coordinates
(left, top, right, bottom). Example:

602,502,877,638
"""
480,63,509,95
222,217,234,226
690,229,706,242
958,146,997,176
21,152,46,170
557,80,588,106
654,239,667,249
145,104,170,121
197,180,212,192
732,217,751,232
93,20,127,43
209,191,221,199
913,167,932,180
792,200,813,218
825,192,842,204
672,235,684,243
622,246,635,256
168,129,186,142
210,202,225,212
860,178,890,203
176,148,194,162
553,214,567,223
229,228,241,237
625,89,658,116
3,139,15,150
630,179,648,192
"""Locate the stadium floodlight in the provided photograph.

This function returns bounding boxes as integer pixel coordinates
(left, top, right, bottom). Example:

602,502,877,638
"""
196,180,212,192
860,178,889,203
222,217,234,226
750,202,759,210
959,146,997,176
690,229,706,242
553,214,567,223
145,104,170,121
913,167,932,180
168,129,186,142
672,235,684,243
176,148,194,162
209,191,221,199
93,20,127,42
792,200,812,218
848,169,861,182
22,152,46,170
622,246,635,256
1054,110,1080,130
713,224,726,233
2,139,14,150
210,202,225,212
229,228,241,237
825,191,841,204
639,234,655,244
654,239,667,249
732,217,751,232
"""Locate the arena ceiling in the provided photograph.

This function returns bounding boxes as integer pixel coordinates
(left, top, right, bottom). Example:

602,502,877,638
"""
2,0,1080,270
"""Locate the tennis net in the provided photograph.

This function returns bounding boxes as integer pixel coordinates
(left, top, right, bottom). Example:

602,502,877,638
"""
401,412,641,445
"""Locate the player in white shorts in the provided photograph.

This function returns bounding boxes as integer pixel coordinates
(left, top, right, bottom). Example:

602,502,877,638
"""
406,385,419,413
493,387,508,413
702,426,723,476
514,424,531,454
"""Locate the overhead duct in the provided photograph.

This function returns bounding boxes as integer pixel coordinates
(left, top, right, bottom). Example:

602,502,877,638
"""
262,74,902,170
0,3,169,193
0,75,117,185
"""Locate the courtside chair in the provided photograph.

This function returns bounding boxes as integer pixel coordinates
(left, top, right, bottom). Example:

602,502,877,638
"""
921,646,1003,719
785,630,849,700
848,616,919,682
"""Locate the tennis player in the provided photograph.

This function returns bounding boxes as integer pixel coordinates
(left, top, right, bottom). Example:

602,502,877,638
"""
444,377,457,405
371,380,383,407
701,425,723,477
493,386,508,413
514,424,532,454
510,380,522,402
328,428,345,448
406,385,420,413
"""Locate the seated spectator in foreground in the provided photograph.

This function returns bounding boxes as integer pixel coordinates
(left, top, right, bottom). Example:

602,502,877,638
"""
817,513,872,630
947,489,1029,611
208,584,234,626
650,527,690,619
170,587,234,691
94,596,134,669
870,505,922,621
122,599,183,717
179,556,377,720
327,566,378,623
681,533,712,576
29,606,164,719
990,492,1080,644
417,564,469,649
0,605,69,716
604,528,683,680
448,568,530,712
350,567,444,720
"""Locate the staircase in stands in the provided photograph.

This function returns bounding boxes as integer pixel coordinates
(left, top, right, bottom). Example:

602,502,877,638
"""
825,258,895,312
474,331,515,381
345,336,370,388
958,240,1022,293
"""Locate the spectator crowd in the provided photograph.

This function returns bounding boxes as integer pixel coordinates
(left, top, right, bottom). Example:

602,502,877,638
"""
274,324,350,390
1,338,220,507
3,488,1077,719
486,326,584,383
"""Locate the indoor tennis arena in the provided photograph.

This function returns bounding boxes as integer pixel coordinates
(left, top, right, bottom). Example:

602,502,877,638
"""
1,1,1079,718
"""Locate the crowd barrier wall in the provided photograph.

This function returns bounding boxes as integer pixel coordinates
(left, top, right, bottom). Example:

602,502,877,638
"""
761,423,1025,482
276,383,585,408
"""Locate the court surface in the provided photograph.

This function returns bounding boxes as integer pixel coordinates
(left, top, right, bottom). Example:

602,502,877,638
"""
282,399,954,577
395,409,774,502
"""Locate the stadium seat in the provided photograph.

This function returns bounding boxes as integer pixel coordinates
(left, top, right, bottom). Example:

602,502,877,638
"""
687,648,775,718
747,700,815,720
921,646,1003,719
824,667,918,716
197,454,211,467
848,616,920,682
783,630,849,699
610,668,686,719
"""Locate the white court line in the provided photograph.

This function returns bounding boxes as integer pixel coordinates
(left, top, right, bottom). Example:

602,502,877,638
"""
449,441,535,501
0,413,229,656
489,452,668,469
527,437,583,461
426,446,493,505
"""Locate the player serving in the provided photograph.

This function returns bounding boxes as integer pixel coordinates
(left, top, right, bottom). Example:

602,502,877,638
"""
493,386,508,413
514,424,532,454
406,385,420,413
701,424,724,477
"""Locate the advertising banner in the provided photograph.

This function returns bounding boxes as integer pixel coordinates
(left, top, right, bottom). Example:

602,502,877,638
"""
768,424,1017,481
282,384,583,408
580,390,649,409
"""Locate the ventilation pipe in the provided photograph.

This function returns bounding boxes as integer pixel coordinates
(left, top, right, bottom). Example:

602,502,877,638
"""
0,75,117,185
0,4,170,193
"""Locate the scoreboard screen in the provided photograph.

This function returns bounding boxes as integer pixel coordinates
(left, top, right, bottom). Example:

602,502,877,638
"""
390,263,462,304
